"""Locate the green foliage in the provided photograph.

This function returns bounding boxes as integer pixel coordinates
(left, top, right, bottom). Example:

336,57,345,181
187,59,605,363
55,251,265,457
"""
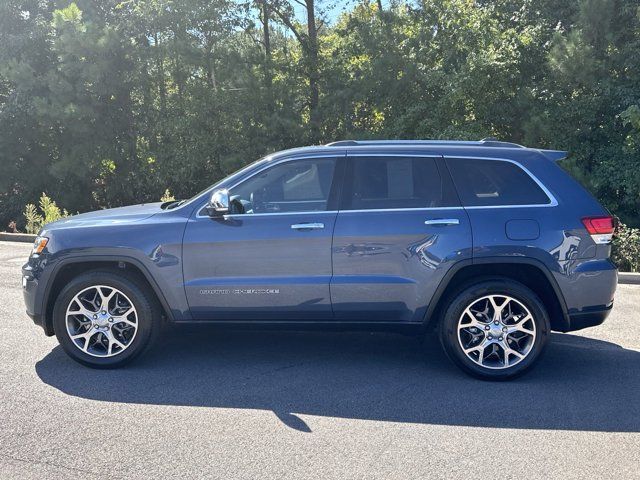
612,223,640,273
160,189,175,202
53,2,83,25
23,204,42,235
1,0,639,231
23,193,69,234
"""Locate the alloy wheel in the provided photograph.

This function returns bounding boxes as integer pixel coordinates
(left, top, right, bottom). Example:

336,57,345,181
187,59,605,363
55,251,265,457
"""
65,285,138,358
457,294,536,369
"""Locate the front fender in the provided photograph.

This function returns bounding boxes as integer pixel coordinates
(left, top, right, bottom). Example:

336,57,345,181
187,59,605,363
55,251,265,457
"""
32,213,192,332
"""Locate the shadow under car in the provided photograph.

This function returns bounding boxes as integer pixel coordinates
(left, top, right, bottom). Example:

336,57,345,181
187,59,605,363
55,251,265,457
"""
36,329,640,433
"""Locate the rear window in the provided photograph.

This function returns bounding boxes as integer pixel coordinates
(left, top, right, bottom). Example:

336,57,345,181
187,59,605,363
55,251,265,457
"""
446,158,551,206
343,156,458,210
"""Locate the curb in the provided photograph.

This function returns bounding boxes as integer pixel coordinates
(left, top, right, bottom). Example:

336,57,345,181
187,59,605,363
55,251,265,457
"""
619,272,640,285
0,233,37,243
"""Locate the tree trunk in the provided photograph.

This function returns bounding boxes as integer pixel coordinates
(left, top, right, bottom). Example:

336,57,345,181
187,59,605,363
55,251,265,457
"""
172,34,184,102
206,44,218,91
262,0,272,94
154,32,167,115
306,0,320,143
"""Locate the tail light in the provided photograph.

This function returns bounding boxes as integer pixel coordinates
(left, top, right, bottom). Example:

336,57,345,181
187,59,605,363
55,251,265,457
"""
581,216,615,244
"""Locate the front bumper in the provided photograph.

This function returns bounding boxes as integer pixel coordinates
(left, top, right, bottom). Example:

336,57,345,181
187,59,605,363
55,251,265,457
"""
22,260,55,336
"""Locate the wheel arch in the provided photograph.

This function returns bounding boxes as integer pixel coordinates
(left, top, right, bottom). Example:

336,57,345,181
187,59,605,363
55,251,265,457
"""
426,258,570,332
43,256,173,336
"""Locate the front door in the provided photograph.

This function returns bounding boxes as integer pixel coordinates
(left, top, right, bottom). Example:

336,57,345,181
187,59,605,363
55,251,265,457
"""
331,154,472,322
182,156,341,320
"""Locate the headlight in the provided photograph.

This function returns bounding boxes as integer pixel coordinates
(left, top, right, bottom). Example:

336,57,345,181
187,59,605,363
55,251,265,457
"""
32,236,49,255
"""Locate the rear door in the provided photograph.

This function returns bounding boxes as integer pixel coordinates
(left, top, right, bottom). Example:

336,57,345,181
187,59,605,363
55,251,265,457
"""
331,154,472,322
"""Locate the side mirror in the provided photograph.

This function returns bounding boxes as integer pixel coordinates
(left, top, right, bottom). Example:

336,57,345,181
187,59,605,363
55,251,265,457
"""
206,189,230,217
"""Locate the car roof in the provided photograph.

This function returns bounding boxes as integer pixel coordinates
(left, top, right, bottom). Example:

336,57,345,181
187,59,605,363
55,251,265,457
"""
268,139,567,163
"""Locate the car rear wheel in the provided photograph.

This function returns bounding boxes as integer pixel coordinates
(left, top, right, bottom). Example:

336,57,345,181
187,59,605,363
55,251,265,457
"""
439,279,550,380
53,270,160,368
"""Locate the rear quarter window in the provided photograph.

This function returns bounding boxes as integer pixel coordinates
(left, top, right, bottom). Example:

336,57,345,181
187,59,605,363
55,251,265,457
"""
446,158,551,207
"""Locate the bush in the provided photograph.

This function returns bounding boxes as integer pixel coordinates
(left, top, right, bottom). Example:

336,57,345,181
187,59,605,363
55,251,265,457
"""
23,193,69,234
612,223,640,273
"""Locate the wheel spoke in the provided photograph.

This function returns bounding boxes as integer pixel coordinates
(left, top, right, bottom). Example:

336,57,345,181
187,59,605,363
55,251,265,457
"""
478,344,486,364
464,345,484,356
507,315,535,335
458,319,486,331
508,348,525,360
81,332,94,352
114,306,135,319
98,287,116,312
115,317,137,328
105,330,126,355
464,342,487,364
489,296,509,322
504,346,525,367
68,297,98,320
458,308,488,330
508,324,534,335
71,331,93,343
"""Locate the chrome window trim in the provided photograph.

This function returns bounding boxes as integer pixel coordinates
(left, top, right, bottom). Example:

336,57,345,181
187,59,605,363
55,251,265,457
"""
344,152,557,209
338,206,465,214
194,151,557,219
346,153,442,157
196,206,467,220
442,155,558,209
182,152,344,216
202,210,339,219
195,154,343,219
266,199,327,204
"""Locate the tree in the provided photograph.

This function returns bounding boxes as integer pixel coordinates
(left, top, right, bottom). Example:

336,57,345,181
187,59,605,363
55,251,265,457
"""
0,0,638,230
269,0,326,142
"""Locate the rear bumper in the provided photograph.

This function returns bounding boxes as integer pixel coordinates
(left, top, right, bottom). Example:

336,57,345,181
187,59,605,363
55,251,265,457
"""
554,258,617,332
566,303,613,331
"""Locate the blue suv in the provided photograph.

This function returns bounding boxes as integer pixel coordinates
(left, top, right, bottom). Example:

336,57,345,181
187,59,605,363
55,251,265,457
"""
22,139,618,379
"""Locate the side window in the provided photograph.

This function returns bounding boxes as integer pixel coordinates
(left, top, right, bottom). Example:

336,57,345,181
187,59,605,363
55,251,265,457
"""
446,158,551,206
230,158,337,214
343,156,454,210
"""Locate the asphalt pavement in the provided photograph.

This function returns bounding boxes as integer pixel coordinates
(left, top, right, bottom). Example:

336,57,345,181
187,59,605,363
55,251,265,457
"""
1,241,639,479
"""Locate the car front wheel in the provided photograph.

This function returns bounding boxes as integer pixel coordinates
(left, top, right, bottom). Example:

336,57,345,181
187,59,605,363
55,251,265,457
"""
53,270,160,368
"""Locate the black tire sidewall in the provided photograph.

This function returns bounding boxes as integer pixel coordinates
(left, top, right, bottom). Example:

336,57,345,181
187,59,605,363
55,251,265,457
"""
53,270,157,368
440,279,550,380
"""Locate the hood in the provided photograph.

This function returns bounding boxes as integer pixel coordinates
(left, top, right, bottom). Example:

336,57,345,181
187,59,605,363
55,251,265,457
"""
43,203,163,231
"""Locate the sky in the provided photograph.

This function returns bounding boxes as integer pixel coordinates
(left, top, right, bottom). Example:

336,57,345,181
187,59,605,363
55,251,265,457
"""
291,0,394,25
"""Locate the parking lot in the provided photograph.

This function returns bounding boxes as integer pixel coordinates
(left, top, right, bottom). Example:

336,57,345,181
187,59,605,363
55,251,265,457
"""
1,240,639,479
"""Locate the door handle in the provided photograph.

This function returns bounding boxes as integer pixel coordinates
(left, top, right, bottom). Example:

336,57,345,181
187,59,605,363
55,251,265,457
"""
424,218,460,226
291,222,325,230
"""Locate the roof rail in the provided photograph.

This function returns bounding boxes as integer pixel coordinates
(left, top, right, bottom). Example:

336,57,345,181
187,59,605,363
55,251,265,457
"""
325,138,525,148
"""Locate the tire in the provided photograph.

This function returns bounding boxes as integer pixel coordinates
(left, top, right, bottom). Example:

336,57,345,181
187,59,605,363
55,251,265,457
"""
439,278,550,380
53,269,161,368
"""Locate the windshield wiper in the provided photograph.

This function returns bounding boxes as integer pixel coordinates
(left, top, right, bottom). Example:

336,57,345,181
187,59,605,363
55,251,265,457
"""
161,199,186,210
